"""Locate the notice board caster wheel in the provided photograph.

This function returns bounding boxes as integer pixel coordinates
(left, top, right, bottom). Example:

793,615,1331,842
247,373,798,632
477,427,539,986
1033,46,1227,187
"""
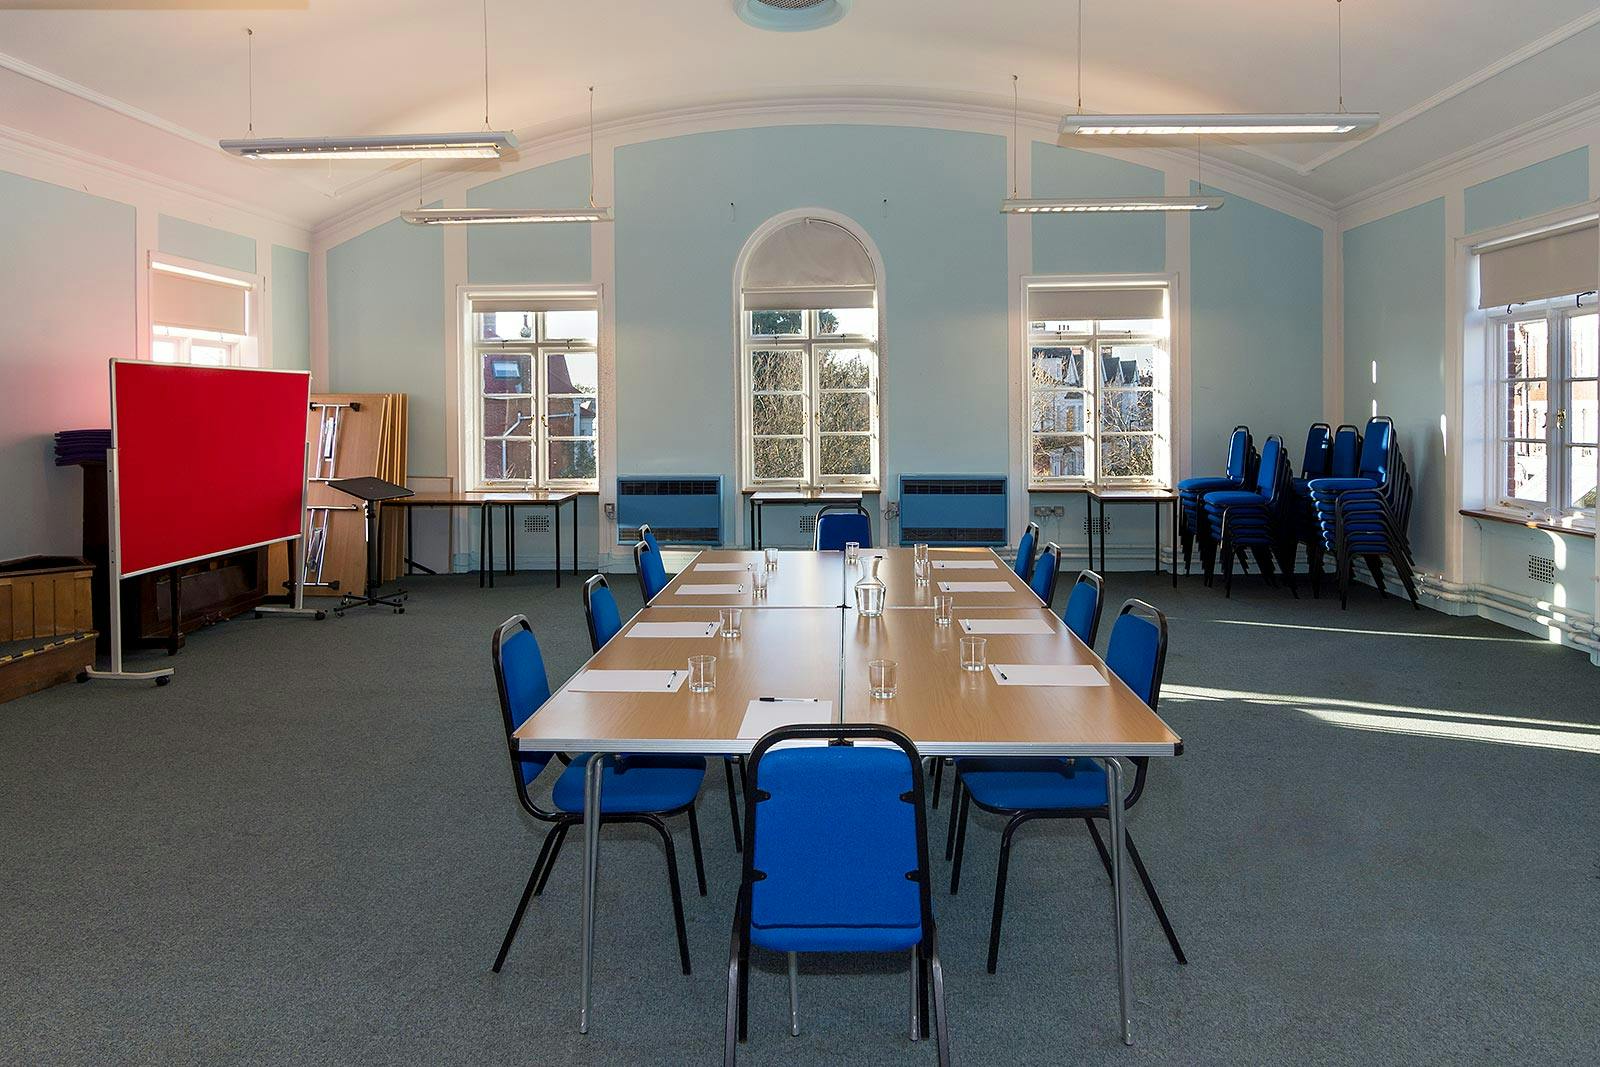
156,676,172,687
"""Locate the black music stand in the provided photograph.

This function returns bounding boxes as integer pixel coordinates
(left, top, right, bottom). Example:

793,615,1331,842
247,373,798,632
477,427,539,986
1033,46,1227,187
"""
328,477,413,614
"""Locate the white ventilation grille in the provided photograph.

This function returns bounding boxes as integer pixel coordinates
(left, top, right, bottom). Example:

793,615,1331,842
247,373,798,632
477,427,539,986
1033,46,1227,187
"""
1084,516,1111,536
759,0,827,7
1528,554,1555,584
523,514,551,534
800,515,818,535
734,0,851,32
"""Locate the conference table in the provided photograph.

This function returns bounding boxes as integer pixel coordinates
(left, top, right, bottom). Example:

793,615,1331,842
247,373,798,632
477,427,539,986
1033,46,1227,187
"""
513,546,1182,1045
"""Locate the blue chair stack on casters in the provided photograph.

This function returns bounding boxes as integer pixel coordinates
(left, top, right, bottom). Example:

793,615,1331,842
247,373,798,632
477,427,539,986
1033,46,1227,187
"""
634,540,669,602
814,503,872,550
1176,425,1256,577
1061,569,1105,646
1013,521,1040,582
585,573,748,854
726,724,951,1066
1308,415,1419,609
946,600,1186,973
1203,434,1298,597
1028,542,1062,607
489,615,707,975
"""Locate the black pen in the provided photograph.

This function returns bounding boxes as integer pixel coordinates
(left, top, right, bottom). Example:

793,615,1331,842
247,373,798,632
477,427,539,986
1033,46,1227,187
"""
759,696,820,702
997,670,1009,681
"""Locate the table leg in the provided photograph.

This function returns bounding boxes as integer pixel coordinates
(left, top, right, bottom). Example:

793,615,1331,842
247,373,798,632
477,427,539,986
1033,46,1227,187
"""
554,503,562,589
1171,501,1179,588
485,504,496,589
571,498,579,577
478,505,486,589
506,505,516,576
1099,498,1107,574
1086,497,1094,570
1106,757,1132,1045
755,502,763,550
406,506,415,576
579,753,604,1033
1153,502,1160,575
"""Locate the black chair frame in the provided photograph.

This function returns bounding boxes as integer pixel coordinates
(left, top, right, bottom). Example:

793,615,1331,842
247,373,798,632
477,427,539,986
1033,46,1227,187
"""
1212,434,1299,598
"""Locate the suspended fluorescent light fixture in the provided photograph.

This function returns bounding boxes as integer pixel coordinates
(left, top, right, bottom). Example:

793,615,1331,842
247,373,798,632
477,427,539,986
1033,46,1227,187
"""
401,206,612,224
1003,196,1222,213
222,132,517,159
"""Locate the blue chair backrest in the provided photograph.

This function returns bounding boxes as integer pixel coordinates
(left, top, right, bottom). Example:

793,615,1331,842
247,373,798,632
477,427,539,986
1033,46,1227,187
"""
636,541,669,601
491,618,554,788
748,729,924,946
639,524,662,557
1302,424,1331,478
1255,436,1283,497
584,576,623,650
1105,602,1167,710
1014,524,1038,580
1225,426,1251,482
1329,425,1362,476
1359,417,1392,483
1062,572,1103,646
1029,544,1060,605
816,510,872,551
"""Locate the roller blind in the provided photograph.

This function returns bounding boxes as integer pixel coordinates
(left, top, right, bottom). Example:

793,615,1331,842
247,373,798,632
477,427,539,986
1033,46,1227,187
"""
1478,221,1598,309
151,270,248,335
742,218,876,310
1028,286,1166,322
473,294,598,314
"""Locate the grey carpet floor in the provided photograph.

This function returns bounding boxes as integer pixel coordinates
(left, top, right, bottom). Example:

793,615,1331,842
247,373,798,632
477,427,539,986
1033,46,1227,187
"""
2,567,1597,1066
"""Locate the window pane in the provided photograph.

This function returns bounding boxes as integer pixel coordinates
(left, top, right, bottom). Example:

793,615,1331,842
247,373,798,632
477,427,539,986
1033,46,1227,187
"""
548,439,597,481
544,394,597,437
1032,391,1086,433
749,310,805,337
1571,379,1598,444
484,438,533,481
480,312,535,341
1505,379,1548,439
546,351,598,395
816,307,876,339
1568,445,1598,510
190,344,229,367
483,353,533,394
819,391,870,432
1031,346,1086,387
152,339,179,363
753,393,806,436
1101,436,1155,479
1100,343,1158,387
1097,318,1167,336
754,437,805,480
484,398,535,438
1505,319,1547,378
1100,389,1154,434
818,348,874,389
1505,440,1547,502
1032,435,1085,478
543,309,598,343
1572,313,1597,378
751,349,804,392
820,435,872,476
1029,319,1092,334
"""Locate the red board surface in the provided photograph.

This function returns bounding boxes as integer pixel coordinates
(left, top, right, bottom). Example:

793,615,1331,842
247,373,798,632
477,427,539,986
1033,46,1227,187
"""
112,360,310,577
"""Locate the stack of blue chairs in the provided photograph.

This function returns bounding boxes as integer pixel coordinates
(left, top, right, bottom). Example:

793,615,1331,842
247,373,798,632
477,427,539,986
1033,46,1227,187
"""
1293,423,1360,597
1177,426,1256,578
1202,435,1297,596
1307,416,1419,609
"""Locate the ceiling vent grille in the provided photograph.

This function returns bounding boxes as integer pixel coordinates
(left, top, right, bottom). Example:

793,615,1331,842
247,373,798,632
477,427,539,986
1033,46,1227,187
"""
734,0,851,32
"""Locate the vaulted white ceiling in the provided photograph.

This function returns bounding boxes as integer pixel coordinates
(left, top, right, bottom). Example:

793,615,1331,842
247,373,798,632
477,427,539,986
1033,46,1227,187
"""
2,0,1597,231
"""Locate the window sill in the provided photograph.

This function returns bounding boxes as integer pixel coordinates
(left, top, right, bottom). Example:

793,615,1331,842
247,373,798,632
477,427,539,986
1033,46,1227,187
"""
1460,508,1595,539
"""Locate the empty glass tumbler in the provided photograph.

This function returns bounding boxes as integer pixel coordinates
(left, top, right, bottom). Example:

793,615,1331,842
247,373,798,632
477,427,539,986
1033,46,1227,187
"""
959,637,987,673
688,655,717,693
719,608,741,639
933,595,955,627
869,659,898,699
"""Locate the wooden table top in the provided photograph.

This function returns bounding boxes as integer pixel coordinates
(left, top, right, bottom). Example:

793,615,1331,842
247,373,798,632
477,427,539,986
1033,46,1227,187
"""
512,607,843,754
843,606,1181,757
855,547,1043,610
1087,486,1177,501
746,488,865,502
389,489,580,506
653,550,847,608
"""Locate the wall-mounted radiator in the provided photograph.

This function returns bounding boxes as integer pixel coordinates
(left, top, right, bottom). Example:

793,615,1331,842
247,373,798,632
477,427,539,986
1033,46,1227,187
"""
616,476,723,545
898,476,1007,546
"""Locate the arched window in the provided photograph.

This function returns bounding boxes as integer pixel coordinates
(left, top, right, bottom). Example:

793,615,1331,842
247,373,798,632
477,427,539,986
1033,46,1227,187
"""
738,214,881,489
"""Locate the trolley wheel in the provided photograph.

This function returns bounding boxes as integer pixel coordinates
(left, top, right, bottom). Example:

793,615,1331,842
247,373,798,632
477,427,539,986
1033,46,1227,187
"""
156,676,172,687
314,611,327,621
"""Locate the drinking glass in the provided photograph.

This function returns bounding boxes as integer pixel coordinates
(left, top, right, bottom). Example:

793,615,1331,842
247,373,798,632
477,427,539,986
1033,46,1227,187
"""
913,556,930,585
913,543,930,565
719,608,742,639
764,547,779,570
688,654,717,693
959,637,987,673
933,595,955,627
869,659,898,699
845,541,861,565
750,564,769,598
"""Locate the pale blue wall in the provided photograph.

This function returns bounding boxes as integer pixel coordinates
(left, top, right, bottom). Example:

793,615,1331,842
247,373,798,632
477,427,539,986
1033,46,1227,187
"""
1031,142,1165,274
270,245,310,372
327,213,445,476
1343,198,1447,569
1464,147,1590,234
467,155,594,284
158,214,257,274
1,170,136,555
615,124,1009,544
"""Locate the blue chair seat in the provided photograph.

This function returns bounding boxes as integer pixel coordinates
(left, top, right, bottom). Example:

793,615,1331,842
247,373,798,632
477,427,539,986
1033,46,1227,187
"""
750,920,922,954
1308,476,1381,493
1205,490,1270,509
957,756,1107,811
1177,476,1241,494
551,753,706,813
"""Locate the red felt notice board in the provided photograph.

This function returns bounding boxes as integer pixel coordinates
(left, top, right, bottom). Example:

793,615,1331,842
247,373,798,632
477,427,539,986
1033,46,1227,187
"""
111,360,310,578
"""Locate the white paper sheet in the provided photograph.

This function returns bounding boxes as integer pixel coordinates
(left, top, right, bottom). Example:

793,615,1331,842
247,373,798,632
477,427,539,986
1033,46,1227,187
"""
627,621,719,639
937,581,1016,593
568,669,690,693
932,560,1000,570
959,618,1054,635
988,664,1108,687
674,584,745,595
695,562,750,572
737,699,835,739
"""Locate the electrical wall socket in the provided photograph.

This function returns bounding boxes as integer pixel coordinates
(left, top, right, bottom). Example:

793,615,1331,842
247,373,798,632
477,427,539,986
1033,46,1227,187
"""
1049,505,1064,517
603,501,616,519
1033,505,1065,518
1032,506,1051,518
885,501,900,519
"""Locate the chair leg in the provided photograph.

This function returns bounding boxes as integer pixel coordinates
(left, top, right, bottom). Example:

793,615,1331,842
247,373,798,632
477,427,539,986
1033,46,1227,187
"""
738,922,751,1041
928,928,952,1067
930,756,945,809
641,814,693,976
1221,535,1235,597
1125,832,1187,966
788,952,801,1037
723,757,743,853
491,839,552,973
986,815,1025,974
1365,555,1387,596
949,786,972,895
944,778,964,860
1392,549,1422,610
1085,817,1114,882
686,805,708,897
725,895,746,1067
532,822,570,896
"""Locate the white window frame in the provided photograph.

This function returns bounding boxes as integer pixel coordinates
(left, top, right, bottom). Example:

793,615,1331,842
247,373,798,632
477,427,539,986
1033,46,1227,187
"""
147,254,260,367
460,288,602,492
1023,277,1174,489
1485,296,1597,519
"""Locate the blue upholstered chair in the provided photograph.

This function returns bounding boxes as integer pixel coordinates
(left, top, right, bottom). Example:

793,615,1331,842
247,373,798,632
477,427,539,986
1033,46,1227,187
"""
726,724,950,1065
946,600,1186,973
1061,569,1105,647
1013,521,1040,582
1028,542,1062,607
489,615,707,975
814,504,872,551
1203,434,1298,597
634,540,669,602
1308,415,1419,609
1177,425,1255,576
638,523,663,559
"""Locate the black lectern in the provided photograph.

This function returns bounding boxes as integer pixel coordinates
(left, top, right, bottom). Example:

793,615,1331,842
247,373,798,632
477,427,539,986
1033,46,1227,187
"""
328,477,413,614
